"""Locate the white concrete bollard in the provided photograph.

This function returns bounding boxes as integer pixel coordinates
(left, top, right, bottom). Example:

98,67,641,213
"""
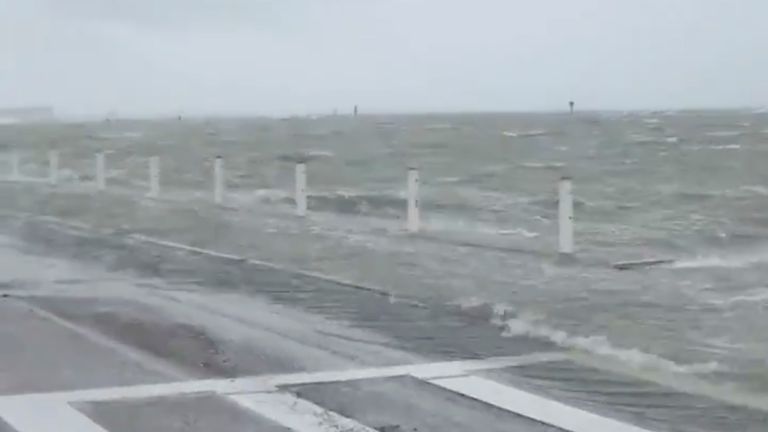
95,152,106,191
295,162,307,216
558,176,574,255
407,168,420,233
48,150,59,186
148,156,160,198
9,153,19,180
213,156,224,205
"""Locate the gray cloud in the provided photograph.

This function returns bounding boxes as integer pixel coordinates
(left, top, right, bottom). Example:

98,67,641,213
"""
2,0,767,117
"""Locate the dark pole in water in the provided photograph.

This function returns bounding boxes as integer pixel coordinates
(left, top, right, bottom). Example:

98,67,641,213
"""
569,101,575,115
354,105,359,117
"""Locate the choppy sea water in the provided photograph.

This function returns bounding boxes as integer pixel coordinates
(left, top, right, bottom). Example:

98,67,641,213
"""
2,110,768,396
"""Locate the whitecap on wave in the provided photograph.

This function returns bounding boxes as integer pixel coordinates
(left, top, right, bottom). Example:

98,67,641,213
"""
502,130,549,138
498,315,721,374
706,131,743,138
671,251,768,269
519,162,565,170
452,300,721,375
708,289,768,306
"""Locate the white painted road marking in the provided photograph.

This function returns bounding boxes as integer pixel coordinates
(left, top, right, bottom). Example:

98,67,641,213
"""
126,233,414,302
0,353,566,404
0,351,659,432
231,392,376,432
21,301,188,381
0,402,109,432
430,375,656,432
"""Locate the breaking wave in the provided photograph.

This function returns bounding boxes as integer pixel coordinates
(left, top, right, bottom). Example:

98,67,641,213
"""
307,191,405,216
705,131,743,138
519,162,565,170
239,187,500,219
426,218,540,238
88,132,144,140
709,289,768,306
499,317,721,374
628,134,679,144
276,150,335,163
739,185,768,196
671,252,768,269
450,300,721,375
497,228,540,238
424,123,458,131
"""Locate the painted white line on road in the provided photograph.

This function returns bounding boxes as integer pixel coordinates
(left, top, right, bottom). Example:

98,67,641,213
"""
0,352,566,405
430,375,656,432
231,392,376,432
0,402,109,432
127,234,418,303
0,210,425,306
130,234,246,262
20,301,189,381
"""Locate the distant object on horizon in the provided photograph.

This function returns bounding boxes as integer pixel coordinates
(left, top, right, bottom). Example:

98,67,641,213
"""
354,105,359,117
569,101,575,114
0,106,55,124
104,110,119,122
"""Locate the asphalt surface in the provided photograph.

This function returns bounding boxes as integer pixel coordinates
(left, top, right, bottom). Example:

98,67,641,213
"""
0,216,765,431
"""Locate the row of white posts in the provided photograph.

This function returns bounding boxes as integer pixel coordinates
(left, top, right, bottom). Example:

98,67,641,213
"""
12,151,576,256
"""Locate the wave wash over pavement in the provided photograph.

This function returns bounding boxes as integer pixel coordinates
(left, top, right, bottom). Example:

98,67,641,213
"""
0,195,763,430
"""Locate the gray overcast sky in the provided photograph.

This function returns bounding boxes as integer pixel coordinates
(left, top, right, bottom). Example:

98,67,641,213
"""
2,0,767,117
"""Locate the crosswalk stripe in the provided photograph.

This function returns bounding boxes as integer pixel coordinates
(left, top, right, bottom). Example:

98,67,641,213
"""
0,402,109,432
430,375,656,432
0,352,566,404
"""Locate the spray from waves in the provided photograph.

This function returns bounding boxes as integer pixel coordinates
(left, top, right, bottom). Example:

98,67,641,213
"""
498,315,721,374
